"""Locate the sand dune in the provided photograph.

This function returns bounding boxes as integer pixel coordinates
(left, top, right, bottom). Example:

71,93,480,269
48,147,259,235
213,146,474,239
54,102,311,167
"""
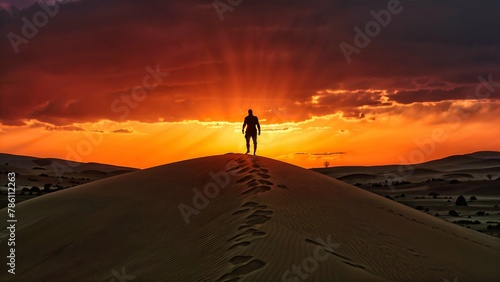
1,154,499,281
315,151,500,185
0,153,138,207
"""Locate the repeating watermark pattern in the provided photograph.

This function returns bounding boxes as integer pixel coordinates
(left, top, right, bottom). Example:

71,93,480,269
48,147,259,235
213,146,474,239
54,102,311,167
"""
111,65,169,119
282,235,341,281
212,0,243,21
178,160,239,224
384,74,500,189
110,267,135,282
6,172,17,275
340,0,407,63
7,0,72,54
50,65,169,182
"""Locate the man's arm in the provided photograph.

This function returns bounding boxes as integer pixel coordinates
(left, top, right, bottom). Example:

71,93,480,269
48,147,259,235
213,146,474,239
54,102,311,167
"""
242,118,247,134
257,117,261,135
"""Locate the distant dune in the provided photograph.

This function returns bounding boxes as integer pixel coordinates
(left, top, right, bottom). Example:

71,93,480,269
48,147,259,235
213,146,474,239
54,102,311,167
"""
1,154,499,281
0,153,139,207
314,151,500,185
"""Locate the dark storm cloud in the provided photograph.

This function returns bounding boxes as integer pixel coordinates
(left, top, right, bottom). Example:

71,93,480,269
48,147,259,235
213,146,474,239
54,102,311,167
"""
0,0,499,125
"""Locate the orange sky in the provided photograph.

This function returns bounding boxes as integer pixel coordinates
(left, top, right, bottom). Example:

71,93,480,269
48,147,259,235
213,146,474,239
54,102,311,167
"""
1,0,500,168
2,98,499,169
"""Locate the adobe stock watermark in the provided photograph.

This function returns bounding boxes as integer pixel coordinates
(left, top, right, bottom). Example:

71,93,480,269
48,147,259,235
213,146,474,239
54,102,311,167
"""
110,267,135,282
178,159,243,224
50,65,169,182
212,0,243,21
7,0,72,54
384,74,500,189
339,0,408,64
282,235,341,281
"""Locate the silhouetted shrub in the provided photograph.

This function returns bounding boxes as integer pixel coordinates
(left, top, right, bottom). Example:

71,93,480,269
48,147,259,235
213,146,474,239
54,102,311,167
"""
43,183,52,193
455,195,467,206
30,186,41,195
21,187,30,195
385,195,394,201
487,224,500,230
400,194,405,197
449,179,460,184
470,196,477,201
415,205,424,211
476,211,485,216
429,192,439,198
448,210,459,217
453,220,480,224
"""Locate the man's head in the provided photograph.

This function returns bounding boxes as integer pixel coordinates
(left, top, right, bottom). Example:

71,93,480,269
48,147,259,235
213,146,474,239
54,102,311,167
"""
248,109,253,115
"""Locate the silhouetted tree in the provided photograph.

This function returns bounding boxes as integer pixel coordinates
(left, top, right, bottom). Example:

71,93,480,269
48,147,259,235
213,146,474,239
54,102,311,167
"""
324,161,330,168
448,210,459,217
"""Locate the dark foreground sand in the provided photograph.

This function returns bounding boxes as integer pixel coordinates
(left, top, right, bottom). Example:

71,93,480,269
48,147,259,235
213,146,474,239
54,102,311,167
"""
1,154,499,281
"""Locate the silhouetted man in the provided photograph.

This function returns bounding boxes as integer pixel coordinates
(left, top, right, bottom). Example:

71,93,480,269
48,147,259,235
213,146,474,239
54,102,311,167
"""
242,109,261,155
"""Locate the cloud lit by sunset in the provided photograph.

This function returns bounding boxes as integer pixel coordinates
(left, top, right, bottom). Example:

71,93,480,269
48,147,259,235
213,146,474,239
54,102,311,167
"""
1,0,499,168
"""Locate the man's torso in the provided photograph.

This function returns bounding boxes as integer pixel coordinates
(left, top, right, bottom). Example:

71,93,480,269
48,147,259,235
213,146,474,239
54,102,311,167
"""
245,115,258,134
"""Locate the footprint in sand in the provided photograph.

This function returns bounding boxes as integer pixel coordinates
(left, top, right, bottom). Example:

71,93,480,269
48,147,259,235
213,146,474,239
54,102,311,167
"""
230,255,253,265
232,209,251,215
216,259,267,282
228,241,252,250
242,202,258,208
227,164,245,173
257,173,270,179
238,211,272,230
237,175,253,183
246,179,259,187
236,167,251,174
241,185,271,195
258,179,273,185
251,210,273,216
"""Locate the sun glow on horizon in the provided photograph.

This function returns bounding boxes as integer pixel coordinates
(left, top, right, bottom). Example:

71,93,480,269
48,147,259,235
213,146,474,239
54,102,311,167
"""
2,98,499,169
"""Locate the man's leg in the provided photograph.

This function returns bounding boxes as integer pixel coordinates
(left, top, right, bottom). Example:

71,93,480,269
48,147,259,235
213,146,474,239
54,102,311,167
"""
252,135,257,155
245,135,250,154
